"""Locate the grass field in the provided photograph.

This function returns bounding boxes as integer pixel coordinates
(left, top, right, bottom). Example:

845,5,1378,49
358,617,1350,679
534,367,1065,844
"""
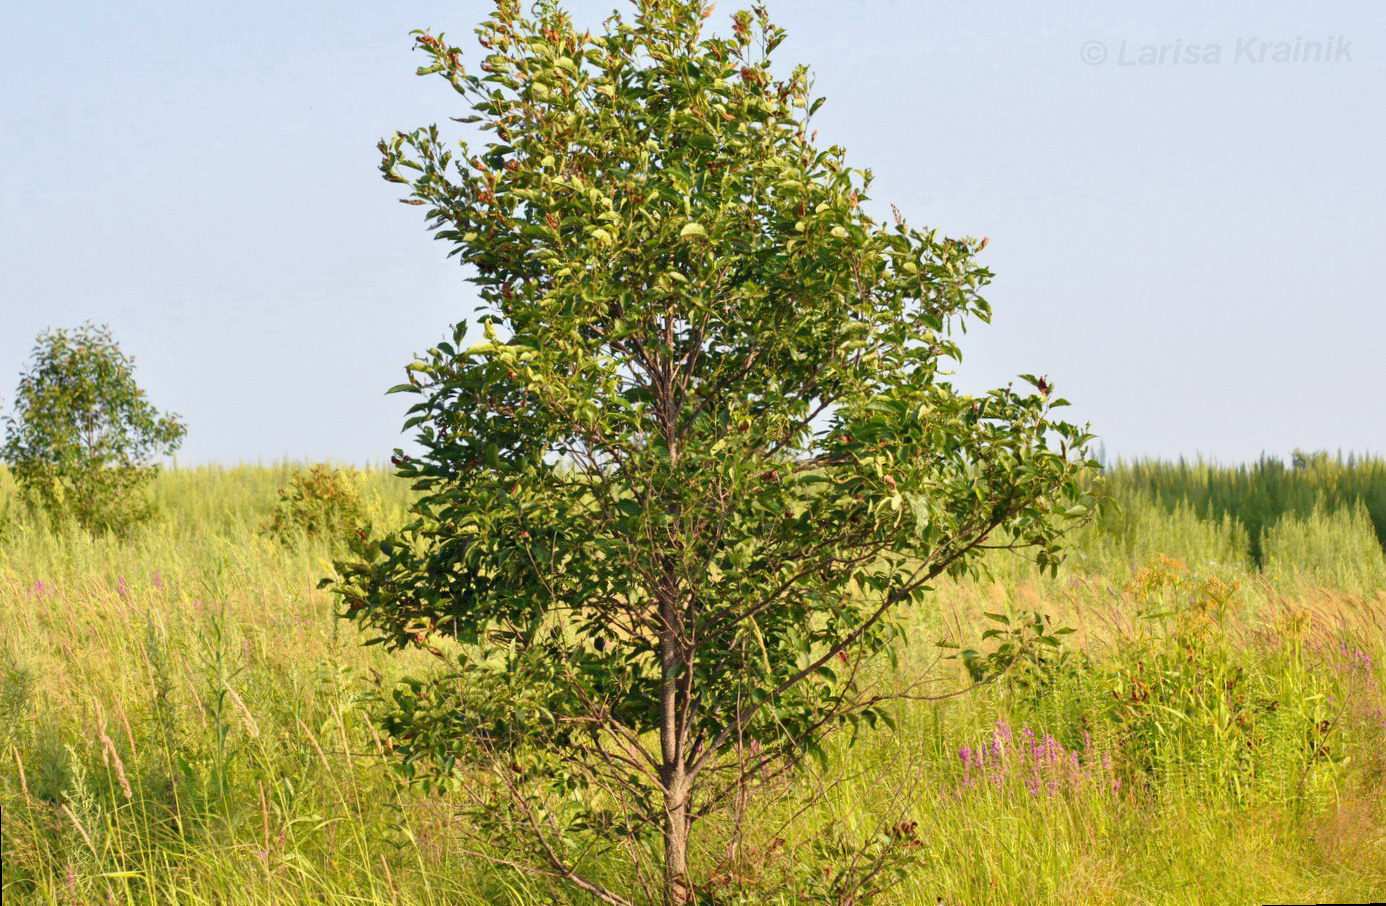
2,458,1384,905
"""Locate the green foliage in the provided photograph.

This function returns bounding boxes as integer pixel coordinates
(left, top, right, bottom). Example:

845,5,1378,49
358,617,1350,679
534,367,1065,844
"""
1069,493,1252,579
262,464,368,545
1101,557,1344,808
343,1,1097,899
1262,502,1386,596
1,323,185,536
0,466,14,545
952,609,1077,688
1108,452,1386,564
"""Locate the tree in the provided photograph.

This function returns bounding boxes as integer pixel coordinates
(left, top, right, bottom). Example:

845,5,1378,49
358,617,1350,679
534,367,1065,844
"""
2,323,185,535
334,2,1098,903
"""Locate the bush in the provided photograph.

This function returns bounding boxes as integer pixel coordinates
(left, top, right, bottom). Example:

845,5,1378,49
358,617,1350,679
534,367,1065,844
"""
262,465,366,544
1101,556,1346,808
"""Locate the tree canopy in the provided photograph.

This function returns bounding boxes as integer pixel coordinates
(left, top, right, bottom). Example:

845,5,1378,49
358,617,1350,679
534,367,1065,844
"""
3,323,185,534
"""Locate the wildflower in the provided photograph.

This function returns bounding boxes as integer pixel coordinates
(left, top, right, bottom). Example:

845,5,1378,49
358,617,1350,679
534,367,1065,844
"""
116,576,130,597
958,745,975,787
151,570,164,590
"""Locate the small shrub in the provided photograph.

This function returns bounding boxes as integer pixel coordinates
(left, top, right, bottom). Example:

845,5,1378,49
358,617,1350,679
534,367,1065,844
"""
1104,556,1345,808
262,464,366,544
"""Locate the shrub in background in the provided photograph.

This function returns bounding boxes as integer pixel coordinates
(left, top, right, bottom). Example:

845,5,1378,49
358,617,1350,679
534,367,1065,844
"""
1109,452,1386,563
1263,502,1386,596
262,464,367,544
1,323,185,536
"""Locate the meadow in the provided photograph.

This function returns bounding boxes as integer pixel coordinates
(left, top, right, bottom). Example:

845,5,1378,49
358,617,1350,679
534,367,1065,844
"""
2,457,1384,905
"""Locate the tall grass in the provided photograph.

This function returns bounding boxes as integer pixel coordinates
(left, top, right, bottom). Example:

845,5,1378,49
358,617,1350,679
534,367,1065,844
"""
2,462,1384,905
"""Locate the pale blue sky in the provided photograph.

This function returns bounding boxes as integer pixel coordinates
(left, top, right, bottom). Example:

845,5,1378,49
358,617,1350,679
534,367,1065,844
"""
2,0,1382,465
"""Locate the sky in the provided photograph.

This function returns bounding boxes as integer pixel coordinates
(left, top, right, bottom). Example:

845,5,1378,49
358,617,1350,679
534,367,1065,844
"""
2,0,1382,465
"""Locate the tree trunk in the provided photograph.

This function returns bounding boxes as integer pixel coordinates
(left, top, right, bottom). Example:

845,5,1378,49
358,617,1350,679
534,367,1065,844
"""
659,585,690,906
662,784,690,906
659,381,690,906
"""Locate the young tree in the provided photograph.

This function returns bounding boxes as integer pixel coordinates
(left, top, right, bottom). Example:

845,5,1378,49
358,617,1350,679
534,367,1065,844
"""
2,323,185,535
335,2,1097,902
